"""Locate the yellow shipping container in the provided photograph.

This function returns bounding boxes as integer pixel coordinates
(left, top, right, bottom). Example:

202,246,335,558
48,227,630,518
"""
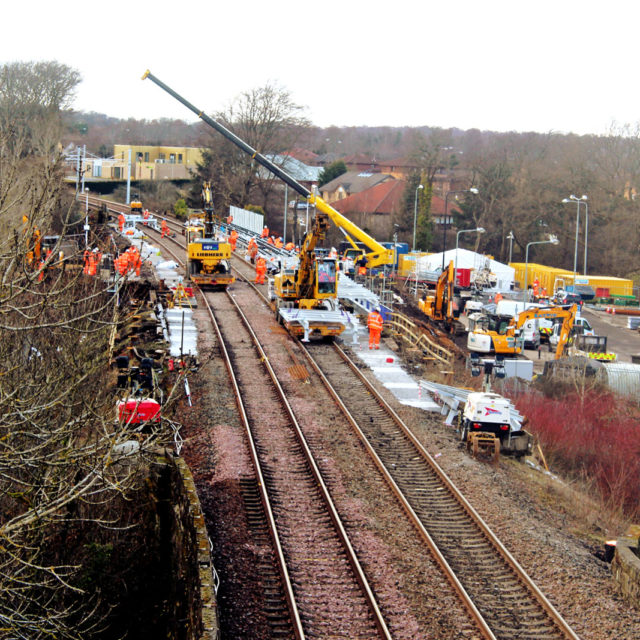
510,262,572,295
398,252,430,277
509,262,634,298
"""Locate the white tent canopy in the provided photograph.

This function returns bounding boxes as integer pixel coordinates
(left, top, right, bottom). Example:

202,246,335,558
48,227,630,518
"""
417,248,514,292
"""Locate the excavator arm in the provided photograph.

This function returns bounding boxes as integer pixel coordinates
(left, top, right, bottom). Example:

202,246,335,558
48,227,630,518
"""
142,70,393,271
508,304,578,358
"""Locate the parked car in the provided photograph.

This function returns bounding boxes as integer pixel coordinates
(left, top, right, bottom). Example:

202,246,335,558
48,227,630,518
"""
554,290,582,305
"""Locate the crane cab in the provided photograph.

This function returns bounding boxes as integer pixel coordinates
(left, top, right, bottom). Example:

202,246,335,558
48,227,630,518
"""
130,198,143,215
274,258,338,308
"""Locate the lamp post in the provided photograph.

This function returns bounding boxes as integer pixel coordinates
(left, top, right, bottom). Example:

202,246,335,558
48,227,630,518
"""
442,187,479,271
456,227,485,278
506,231,514,264
524,234,559,304
561,194,588,277
412,183,424,251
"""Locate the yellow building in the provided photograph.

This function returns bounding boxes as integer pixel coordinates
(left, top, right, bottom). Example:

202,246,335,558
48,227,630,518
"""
113,145,205,180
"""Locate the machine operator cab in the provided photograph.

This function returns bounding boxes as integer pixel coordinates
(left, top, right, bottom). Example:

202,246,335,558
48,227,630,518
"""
316,259,337,296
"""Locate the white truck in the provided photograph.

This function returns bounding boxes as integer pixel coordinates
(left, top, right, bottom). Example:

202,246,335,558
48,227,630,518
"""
459,392,533,459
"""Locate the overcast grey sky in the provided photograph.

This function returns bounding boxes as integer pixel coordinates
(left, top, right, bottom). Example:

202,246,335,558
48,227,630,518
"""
3,0,639,135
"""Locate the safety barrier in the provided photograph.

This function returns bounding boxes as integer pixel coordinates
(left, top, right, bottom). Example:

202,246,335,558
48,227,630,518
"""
388,312,453,367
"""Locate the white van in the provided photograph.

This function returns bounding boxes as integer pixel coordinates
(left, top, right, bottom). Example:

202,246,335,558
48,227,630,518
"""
548,315,595,349
495,300,541,349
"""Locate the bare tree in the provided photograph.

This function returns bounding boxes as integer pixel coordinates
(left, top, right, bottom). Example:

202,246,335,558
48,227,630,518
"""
193,82,310,215
0,61,174,639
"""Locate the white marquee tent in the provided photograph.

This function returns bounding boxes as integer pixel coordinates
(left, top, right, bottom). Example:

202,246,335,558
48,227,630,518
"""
416,248,514,292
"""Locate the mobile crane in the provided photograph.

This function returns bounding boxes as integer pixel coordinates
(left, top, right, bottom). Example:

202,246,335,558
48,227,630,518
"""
185,182,234,288
467,304,578,359
142,70,393,339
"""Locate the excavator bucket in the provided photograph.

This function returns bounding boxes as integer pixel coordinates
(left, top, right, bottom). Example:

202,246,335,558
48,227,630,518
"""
467,432,500,463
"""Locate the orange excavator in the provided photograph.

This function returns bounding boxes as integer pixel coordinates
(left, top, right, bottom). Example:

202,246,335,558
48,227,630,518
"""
418,261,462,332
467,304,578,359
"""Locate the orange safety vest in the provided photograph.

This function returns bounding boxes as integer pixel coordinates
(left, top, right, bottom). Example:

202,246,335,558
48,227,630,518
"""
261,227,269,238
367,311,383,332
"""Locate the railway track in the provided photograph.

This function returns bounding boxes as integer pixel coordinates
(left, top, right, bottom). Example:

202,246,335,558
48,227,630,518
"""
200,287,391,639
299,342,579,640
95,197,581,639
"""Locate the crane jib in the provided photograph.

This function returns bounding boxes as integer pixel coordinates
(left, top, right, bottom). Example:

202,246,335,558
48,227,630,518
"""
141,70,310,200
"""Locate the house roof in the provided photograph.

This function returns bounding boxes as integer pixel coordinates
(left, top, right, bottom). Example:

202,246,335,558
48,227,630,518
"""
283,148,319,164
261,154,323,182
320,171,393,194
430,194,461,215
332,179,406,216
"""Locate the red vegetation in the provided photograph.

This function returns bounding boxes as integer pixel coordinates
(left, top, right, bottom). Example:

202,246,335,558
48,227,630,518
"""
513,390,640,519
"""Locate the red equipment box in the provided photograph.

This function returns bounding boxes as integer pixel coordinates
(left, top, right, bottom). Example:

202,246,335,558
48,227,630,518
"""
118,399,161,425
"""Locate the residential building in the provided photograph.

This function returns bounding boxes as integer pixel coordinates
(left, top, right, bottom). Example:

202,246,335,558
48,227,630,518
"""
320,171,394,204
113,145,205,180
331,179,406,239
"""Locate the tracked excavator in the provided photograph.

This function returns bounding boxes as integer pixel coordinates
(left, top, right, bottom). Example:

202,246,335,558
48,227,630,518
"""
467,304,578,358
142,70,393,340
418,261,463,333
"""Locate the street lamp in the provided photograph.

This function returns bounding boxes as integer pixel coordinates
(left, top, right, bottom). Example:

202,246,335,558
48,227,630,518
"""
561,194,588,276
506,231,514,264
413,183,424,251
442,187,479,271
523,234,559,304
455,227,485,278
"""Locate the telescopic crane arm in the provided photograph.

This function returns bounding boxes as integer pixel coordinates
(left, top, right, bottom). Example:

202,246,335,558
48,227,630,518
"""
141,70,393,269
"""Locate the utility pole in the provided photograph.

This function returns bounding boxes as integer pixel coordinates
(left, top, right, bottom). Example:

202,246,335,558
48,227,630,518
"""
283,185,288,244
126,149,132,205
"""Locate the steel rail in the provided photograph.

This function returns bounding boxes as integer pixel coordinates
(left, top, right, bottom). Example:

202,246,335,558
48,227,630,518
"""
296,341,496,639
221,288,393,640
199,291,306,640
322,342,580,640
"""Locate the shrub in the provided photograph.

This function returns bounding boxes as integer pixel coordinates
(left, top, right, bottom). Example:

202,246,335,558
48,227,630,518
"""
173,198,188,219
513,389,640,519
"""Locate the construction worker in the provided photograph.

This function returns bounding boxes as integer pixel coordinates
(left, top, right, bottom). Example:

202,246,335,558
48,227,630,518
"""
367,306,384,350
494,291,503,304
247,237,258,264
118,213,125,233
267,236,274,245
83,249,91,275
274,236,283,249
229,229,238,252
285,241,295,252
261,225,269,239
161,220,169,238
255,256,267,284
227,214,233,224
356,256,367,278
